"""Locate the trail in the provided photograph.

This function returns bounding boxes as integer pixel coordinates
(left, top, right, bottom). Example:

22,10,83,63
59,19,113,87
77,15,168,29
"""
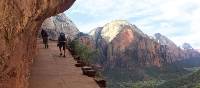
29,40,99,88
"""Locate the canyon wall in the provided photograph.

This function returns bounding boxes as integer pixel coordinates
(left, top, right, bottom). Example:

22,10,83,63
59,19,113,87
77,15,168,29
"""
41,13,79,40
88,20,200,68
0,0,75,88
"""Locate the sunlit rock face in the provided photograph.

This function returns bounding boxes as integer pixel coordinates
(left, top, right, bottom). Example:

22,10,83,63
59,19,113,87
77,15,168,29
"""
41,13,79,40
181,43,200,58
182,43,193,50
89,20,200,69
100,20,146,43
153,33,186,62
154,33,177,46
0,0,75,88
77,34,96,49
89,20,163,68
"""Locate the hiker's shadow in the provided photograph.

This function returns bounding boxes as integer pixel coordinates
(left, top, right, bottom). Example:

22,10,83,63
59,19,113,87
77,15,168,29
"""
52,54,69,58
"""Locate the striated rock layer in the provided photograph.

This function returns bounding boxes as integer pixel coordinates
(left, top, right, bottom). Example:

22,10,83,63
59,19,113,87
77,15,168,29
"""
88,20,200,68
41,13,79,40
0,0,75,88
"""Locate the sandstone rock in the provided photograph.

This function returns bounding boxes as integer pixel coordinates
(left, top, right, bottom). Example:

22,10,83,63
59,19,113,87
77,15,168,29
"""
88,20,200,68
41,13,79,40
154,33,186,62
76,20,200,86
78,35,95,49
94,78,106,88
154,33,176,46
0,0,75,88
182,43,193,50
182,43,200,58
96,20,146,43
75,63,85,67
82,66,93,71
81,66,96,77
89,20,162,67
83,69,97,77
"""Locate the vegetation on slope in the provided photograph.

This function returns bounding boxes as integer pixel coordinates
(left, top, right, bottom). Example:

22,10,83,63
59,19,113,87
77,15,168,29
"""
104,64,189,88
104,57,200,88
69,40,97,65
158,70,200,88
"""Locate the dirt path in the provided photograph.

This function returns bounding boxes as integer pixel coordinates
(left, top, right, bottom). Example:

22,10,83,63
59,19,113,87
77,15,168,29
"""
29,40,99,88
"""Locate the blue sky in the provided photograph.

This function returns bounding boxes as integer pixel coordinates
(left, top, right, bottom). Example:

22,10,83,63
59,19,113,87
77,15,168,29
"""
65,0,200,49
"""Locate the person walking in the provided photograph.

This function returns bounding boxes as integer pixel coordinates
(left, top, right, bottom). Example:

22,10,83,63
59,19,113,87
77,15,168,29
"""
57,32,66,57
41,29,49,48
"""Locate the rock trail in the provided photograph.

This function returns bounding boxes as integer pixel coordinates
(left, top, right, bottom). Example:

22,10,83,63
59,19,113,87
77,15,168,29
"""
29,40,99,88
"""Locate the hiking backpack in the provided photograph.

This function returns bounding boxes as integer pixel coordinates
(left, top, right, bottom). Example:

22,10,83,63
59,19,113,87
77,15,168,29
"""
59,33,66,42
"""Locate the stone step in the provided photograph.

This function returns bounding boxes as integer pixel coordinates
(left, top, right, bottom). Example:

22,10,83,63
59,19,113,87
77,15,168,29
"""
81,66,92,71
82,69,96,77
81,66,97,77
75,63,85,67
94,78,106,88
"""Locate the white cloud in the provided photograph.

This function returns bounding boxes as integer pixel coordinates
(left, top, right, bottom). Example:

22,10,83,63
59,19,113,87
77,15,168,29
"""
66,0,200,48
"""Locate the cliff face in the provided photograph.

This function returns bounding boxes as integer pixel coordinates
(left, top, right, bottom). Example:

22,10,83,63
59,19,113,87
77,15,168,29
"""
78,36,95,49
181,43,200,58
153,33,186,62
0,0,75,88
41,13,79,40
89,20,161,68
89,20,200,68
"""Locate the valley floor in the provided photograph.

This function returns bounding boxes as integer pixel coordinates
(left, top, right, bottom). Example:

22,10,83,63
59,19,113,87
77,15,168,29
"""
29,39,99,88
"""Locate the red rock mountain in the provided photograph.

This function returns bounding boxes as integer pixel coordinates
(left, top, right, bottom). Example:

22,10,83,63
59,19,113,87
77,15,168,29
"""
181,43,200,58
87,20,200,68
41,13,79,40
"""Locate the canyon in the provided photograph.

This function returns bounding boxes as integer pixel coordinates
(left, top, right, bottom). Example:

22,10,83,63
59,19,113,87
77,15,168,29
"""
76,20,200,87
88,20,200,68
1,0,200,88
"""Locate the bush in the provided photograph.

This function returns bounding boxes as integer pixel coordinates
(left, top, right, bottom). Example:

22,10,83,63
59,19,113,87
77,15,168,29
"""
70,40,97,65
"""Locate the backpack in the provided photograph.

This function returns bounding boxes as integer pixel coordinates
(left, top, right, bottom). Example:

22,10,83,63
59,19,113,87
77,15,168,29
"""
41,30,48,37
59,33,66,42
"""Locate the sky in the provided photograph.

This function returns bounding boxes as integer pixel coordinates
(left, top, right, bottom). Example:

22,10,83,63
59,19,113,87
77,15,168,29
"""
65,0,200,49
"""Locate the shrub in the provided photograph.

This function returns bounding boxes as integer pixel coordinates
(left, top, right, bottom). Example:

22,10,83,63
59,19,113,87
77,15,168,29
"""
70,40,97,65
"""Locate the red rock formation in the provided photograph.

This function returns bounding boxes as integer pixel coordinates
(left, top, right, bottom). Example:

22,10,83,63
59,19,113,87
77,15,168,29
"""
89,20,200,68
0,0,75,88
41,13,79,40
78,36,95,49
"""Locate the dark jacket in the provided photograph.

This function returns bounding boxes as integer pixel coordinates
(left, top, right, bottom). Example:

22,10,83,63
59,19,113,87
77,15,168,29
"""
41,30,48,38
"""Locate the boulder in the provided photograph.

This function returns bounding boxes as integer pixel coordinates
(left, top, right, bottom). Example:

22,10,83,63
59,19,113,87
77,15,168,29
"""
94,78,106,88
81,66,96,77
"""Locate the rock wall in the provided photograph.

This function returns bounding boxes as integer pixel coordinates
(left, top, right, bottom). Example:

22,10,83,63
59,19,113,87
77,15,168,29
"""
0,0,75,88
41,13,79,40
89,20,200,68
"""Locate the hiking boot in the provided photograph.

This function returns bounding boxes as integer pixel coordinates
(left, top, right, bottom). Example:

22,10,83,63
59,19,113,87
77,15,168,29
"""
60,53,62,56
63,55,66,57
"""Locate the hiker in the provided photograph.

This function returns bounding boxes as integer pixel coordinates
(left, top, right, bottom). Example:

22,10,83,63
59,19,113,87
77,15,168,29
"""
41,29,49,48
57,32,66,57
